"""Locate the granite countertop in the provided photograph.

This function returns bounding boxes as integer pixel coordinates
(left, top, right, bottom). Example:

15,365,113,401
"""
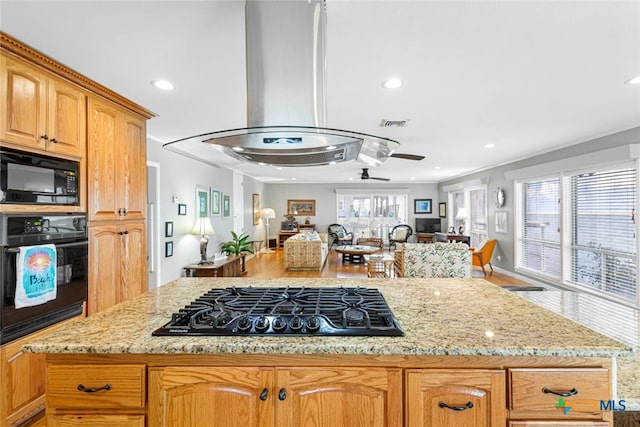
23,277,631,358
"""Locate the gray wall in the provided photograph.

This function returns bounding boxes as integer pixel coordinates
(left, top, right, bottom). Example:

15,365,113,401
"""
438,126,640,275
264,182,441,238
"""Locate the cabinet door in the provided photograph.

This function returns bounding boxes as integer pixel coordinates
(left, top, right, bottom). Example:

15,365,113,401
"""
88,224,121,315
276,367,403,427
46,76,86,157
1,334,46,426
119,113,146,220
87,96,120,221
121,221,147,301
405,369,506,427
148,367,275,427
0,55,47,149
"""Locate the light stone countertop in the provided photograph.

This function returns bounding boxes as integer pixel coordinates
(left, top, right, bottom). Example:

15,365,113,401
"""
23,277,631,358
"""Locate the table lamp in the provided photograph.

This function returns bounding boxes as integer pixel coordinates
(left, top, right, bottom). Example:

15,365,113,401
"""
261,208,276,253
191,217,215,264
455,208,469,235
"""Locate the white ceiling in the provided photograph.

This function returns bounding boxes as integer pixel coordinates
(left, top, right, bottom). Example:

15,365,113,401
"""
1,0,639,183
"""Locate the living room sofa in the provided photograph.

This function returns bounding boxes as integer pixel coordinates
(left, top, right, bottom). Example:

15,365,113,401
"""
393,242,471,278
284,232,329,270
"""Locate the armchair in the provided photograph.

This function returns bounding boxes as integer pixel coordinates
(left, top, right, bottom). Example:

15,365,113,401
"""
472,239,497,276
388,224,413,252
328,224,353,250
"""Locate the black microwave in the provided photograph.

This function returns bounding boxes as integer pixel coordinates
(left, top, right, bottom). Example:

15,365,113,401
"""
0,148,79,205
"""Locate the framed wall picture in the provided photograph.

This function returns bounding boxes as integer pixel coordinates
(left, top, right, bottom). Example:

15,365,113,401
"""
178,204,187,215
196,186,209,218
223,194,231,218
495,211,508,234
253,193,261,225
165,241,174,257
211,188,221,216
287,199,316,216
165,221,173,237
438,202,447,218
414,199,432,214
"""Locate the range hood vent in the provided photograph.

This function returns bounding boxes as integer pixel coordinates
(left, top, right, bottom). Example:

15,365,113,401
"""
163,0,400,168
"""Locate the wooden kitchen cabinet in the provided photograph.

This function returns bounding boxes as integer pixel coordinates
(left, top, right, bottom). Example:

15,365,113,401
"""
148,366,402,427
405,369,506,427
0,316,82,427
509,368,611,422
0,54,86,157
48,415,145,427
87,221,146,314
87,96,146,222
509,422,610,426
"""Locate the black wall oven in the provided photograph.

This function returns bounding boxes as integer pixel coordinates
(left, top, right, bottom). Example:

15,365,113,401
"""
0,213,87,344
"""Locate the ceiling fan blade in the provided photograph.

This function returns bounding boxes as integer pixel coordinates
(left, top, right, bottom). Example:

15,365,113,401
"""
369,176,391,181
390,153,425,161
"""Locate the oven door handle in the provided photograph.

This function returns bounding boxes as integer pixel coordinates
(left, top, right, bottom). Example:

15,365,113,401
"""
5,240,88,253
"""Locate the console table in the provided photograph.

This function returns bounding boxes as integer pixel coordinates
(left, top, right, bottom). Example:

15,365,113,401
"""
277,231,298,248
183,255,243,277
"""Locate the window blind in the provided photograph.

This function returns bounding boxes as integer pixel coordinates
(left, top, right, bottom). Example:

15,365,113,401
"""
520,178,561,278
570,167,637,300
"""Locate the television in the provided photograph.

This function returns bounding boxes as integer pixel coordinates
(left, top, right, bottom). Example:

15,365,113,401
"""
415,218,442,233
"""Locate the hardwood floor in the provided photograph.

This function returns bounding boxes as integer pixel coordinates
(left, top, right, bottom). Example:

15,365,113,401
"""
244,248,532,286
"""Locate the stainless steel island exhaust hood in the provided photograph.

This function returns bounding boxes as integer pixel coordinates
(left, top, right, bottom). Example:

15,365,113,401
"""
163,0,400,167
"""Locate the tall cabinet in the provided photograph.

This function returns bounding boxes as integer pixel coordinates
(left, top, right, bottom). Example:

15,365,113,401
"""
0,31,153,426
87,96,148,315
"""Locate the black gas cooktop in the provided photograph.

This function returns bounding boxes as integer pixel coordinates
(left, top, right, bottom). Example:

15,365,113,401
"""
152,286,404,337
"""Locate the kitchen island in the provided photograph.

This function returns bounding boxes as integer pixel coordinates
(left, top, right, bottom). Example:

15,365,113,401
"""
24,278,632,426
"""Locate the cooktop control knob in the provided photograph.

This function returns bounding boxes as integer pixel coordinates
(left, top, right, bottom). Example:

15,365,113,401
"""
272,317,288,332
306,315,321,332
255,316,270,332
237,316,253,332
289,316,304,331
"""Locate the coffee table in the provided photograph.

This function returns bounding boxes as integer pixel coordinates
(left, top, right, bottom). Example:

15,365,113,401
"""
334,245,380,264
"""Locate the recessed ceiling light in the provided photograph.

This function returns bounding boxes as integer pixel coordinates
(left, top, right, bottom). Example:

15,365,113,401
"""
151,80,174,90
326,145,337,150
328,161,337,165
434,166,441,170
382,78,403,89
258,162,266,166
484,144,495,149
276,167,283,170
232,147,244,152
291,177,297,181
626,75,640,85
410,177,415,180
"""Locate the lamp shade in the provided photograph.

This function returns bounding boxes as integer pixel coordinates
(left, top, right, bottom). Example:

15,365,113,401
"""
191,217,215,236
455,208,469,220
261,208,276,219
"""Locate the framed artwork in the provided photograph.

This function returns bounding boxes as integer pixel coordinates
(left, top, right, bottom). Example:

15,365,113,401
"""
253,193,261,225
165,221,173,237
414,199,432,214
438,202,447,218
223,194,231,218
178,204,187,215
495,211,508,234
165,241,174,257
196,186,209,218
287,199,316,216
211,188,221,216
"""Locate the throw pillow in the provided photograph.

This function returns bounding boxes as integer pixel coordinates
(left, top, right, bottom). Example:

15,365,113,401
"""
337,231,345,238
394,228,407,240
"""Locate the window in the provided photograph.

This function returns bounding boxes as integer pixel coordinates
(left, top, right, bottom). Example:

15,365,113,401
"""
336,191,408,242
569,167,636,300
517,178,561,278
515,164,638,306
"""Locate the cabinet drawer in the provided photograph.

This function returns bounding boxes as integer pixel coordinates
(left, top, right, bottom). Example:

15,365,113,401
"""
509,368,610,419
509,422,609,427
48,415,145,426
47,364,145,409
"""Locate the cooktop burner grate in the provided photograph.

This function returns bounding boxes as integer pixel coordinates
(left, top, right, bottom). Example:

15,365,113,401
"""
152,286,404,337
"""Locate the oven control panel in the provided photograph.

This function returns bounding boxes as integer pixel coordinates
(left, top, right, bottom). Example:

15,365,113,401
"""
24,218,49,233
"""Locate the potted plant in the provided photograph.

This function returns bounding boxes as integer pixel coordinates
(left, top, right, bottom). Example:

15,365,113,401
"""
220,232,255,274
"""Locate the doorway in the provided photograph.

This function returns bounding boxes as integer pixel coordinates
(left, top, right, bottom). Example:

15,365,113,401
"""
147,161,161,289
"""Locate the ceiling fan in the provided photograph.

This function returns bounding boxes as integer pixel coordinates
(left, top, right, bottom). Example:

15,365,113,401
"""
389,153,425,161
360,168,390,182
